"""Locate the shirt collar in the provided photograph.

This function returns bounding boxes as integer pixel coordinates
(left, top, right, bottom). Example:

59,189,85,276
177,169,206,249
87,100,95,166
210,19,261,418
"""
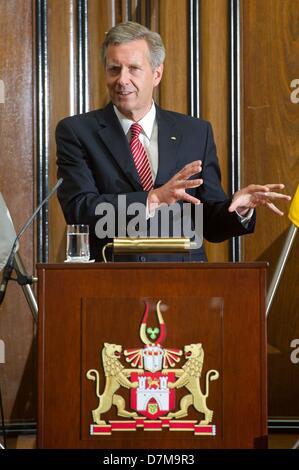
113,102,156,139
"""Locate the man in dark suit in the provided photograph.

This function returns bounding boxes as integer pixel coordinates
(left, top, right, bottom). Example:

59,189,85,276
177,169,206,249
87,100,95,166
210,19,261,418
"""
56,21,290,262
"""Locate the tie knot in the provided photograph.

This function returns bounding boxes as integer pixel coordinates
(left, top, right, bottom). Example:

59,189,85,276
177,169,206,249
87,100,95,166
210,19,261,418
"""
130,123,143,138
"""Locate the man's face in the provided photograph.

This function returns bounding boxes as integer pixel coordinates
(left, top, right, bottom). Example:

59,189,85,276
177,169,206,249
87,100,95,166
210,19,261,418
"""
105,39,163,121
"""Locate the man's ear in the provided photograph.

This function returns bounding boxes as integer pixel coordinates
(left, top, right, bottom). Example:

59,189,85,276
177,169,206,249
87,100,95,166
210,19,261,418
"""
153,63,164,87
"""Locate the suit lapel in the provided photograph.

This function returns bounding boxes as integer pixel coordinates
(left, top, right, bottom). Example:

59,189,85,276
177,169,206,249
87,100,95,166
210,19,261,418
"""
95,103,142,190
155,106,182,187
95,103,182,191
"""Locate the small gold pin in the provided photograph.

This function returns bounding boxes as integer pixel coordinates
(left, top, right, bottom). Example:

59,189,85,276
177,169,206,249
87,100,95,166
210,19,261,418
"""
171,136,176,140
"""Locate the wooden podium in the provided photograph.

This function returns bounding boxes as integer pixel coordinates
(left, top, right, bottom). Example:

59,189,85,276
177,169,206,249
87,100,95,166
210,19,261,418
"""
37,262,267,449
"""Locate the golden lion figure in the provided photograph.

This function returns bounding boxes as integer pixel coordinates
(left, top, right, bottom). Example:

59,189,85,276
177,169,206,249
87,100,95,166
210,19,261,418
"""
86,343,143,425
164,343,219,424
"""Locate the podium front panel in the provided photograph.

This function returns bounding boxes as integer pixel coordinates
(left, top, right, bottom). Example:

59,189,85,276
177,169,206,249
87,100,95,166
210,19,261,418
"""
37,262,267,449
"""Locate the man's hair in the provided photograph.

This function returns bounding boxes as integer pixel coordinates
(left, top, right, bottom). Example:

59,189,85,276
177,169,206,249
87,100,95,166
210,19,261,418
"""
101,21,165,70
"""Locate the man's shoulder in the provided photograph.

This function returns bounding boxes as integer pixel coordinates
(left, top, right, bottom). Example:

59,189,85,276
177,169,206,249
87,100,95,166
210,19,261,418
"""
157,106,211,130
56,105,110,131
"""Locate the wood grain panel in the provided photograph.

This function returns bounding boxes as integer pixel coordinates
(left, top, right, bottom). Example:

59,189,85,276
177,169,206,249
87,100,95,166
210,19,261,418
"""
0,0,35,424
242,0,299,260
159,0,188,114
37,263,267,448
267,233,299,416
200,0,230,262
242,0,299,418
47,0,78,263
88,0,113,111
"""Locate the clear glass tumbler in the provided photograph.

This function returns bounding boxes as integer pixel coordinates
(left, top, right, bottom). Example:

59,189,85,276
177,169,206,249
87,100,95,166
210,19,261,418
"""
66,224,90,262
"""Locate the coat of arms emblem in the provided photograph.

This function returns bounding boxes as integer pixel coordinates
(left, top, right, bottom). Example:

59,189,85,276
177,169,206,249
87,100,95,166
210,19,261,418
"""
86,300,219,435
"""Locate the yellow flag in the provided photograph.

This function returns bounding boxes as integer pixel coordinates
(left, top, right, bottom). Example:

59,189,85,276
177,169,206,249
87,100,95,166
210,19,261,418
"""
288,184,299,227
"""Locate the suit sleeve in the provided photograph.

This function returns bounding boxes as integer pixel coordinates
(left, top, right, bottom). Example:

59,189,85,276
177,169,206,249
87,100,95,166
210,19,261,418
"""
198,122,256,242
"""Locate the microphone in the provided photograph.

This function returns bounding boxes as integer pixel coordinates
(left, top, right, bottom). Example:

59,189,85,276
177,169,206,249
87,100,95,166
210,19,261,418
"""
0,178,63,305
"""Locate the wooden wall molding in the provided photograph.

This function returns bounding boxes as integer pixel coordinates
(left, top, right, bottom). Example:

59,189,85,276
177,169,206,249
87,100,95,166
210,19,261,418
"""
36,0,49,262
77,0,89,114
229,0,241,261
0,79,5,103
188,0,201,118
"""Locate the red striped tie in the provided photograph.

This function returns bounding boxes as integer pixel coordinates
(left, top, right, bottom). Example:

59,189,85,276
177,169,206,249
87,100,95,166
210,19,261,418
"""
130,123,153,191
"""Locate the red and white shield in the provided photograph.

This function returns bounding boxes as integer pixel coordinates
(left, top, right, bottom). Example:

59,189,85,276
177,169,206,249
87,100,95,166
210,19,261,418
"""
130,371,175,419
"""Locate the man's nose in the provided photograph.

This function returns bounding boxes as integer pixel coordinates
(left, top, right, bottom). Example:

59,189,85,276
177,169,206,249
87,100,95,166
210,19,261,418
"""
117,67,130,85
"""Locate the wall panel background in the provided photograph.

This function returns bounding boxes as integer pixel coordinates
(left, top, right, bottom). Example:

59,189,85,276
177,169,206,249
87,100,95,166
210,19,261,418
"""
200,0,229,261
0,0,35,426
242,0,299,419
0,0,298,429
47,0,78,263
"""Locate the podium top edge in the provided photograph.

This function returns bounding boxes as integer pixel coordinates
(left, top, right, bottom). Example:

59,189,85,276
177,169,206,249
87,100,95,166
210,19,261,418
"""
36,261,268,270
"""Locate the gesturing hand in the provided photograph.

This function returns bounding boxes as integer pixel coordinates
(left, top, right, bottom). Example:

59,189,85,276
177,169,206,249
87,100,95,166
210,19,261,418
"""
228,184,291,216
148,160,203,211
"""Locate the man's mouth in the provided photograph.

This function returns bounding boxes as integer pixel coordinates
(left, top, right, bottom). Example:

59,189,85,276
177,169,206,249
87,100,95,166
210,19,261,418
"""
116,91,134,96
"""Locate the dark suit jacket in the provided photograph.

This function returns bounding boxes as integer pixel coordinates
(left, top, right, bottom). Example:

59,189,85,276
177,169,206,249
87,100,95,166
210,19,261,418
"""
56,102,255,261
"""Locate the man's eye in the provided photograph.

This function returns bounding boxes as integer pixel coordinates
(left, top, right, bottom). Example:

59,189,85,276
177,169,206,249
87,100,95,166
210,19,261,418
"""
108,67,120,74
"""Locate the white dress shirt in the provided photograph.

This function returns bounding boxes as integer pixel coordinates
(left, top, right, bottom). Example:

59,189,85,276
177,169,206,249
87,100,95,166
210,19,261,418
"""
113,102,158,182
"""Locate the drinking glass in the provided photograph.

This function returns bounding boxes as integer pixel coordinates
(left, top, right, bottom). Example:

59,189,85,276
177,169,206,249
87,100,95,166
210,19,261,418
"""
66,224,90,262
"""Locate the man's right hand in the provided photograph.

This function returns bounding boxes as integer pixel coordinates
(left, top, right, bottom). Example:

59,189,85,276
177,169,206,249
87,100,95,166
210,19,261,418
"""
147,160,203,212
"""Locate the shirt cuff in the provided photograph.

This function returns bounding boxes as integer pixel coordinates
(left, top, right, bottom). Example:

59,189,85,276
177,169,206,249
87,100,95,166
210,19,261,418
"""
235,208,254,228
146,198,158,219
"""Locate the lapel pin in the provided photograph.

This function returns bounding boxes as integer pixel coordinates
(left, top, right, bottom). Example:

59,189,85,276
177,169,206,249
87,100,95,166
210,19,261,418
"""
171,136,176,140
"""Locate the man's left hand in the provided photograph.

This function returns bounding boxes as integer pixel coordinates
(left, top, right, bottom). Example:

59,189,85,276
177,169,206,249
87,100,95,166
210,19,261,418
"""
228,184,291,217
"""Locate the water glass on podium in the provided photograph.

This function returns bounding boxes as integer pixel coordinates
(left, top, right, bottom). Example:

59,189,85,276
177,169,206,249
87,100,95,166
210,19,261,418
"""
66,224,90,262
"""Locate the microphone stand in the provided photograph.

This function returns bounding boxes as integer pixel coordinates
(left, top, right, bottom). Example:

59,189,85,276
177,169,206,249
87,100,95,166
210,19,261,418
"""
0,179,63,448
0,383,6,449
14,253,38,323
0,178,63,320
